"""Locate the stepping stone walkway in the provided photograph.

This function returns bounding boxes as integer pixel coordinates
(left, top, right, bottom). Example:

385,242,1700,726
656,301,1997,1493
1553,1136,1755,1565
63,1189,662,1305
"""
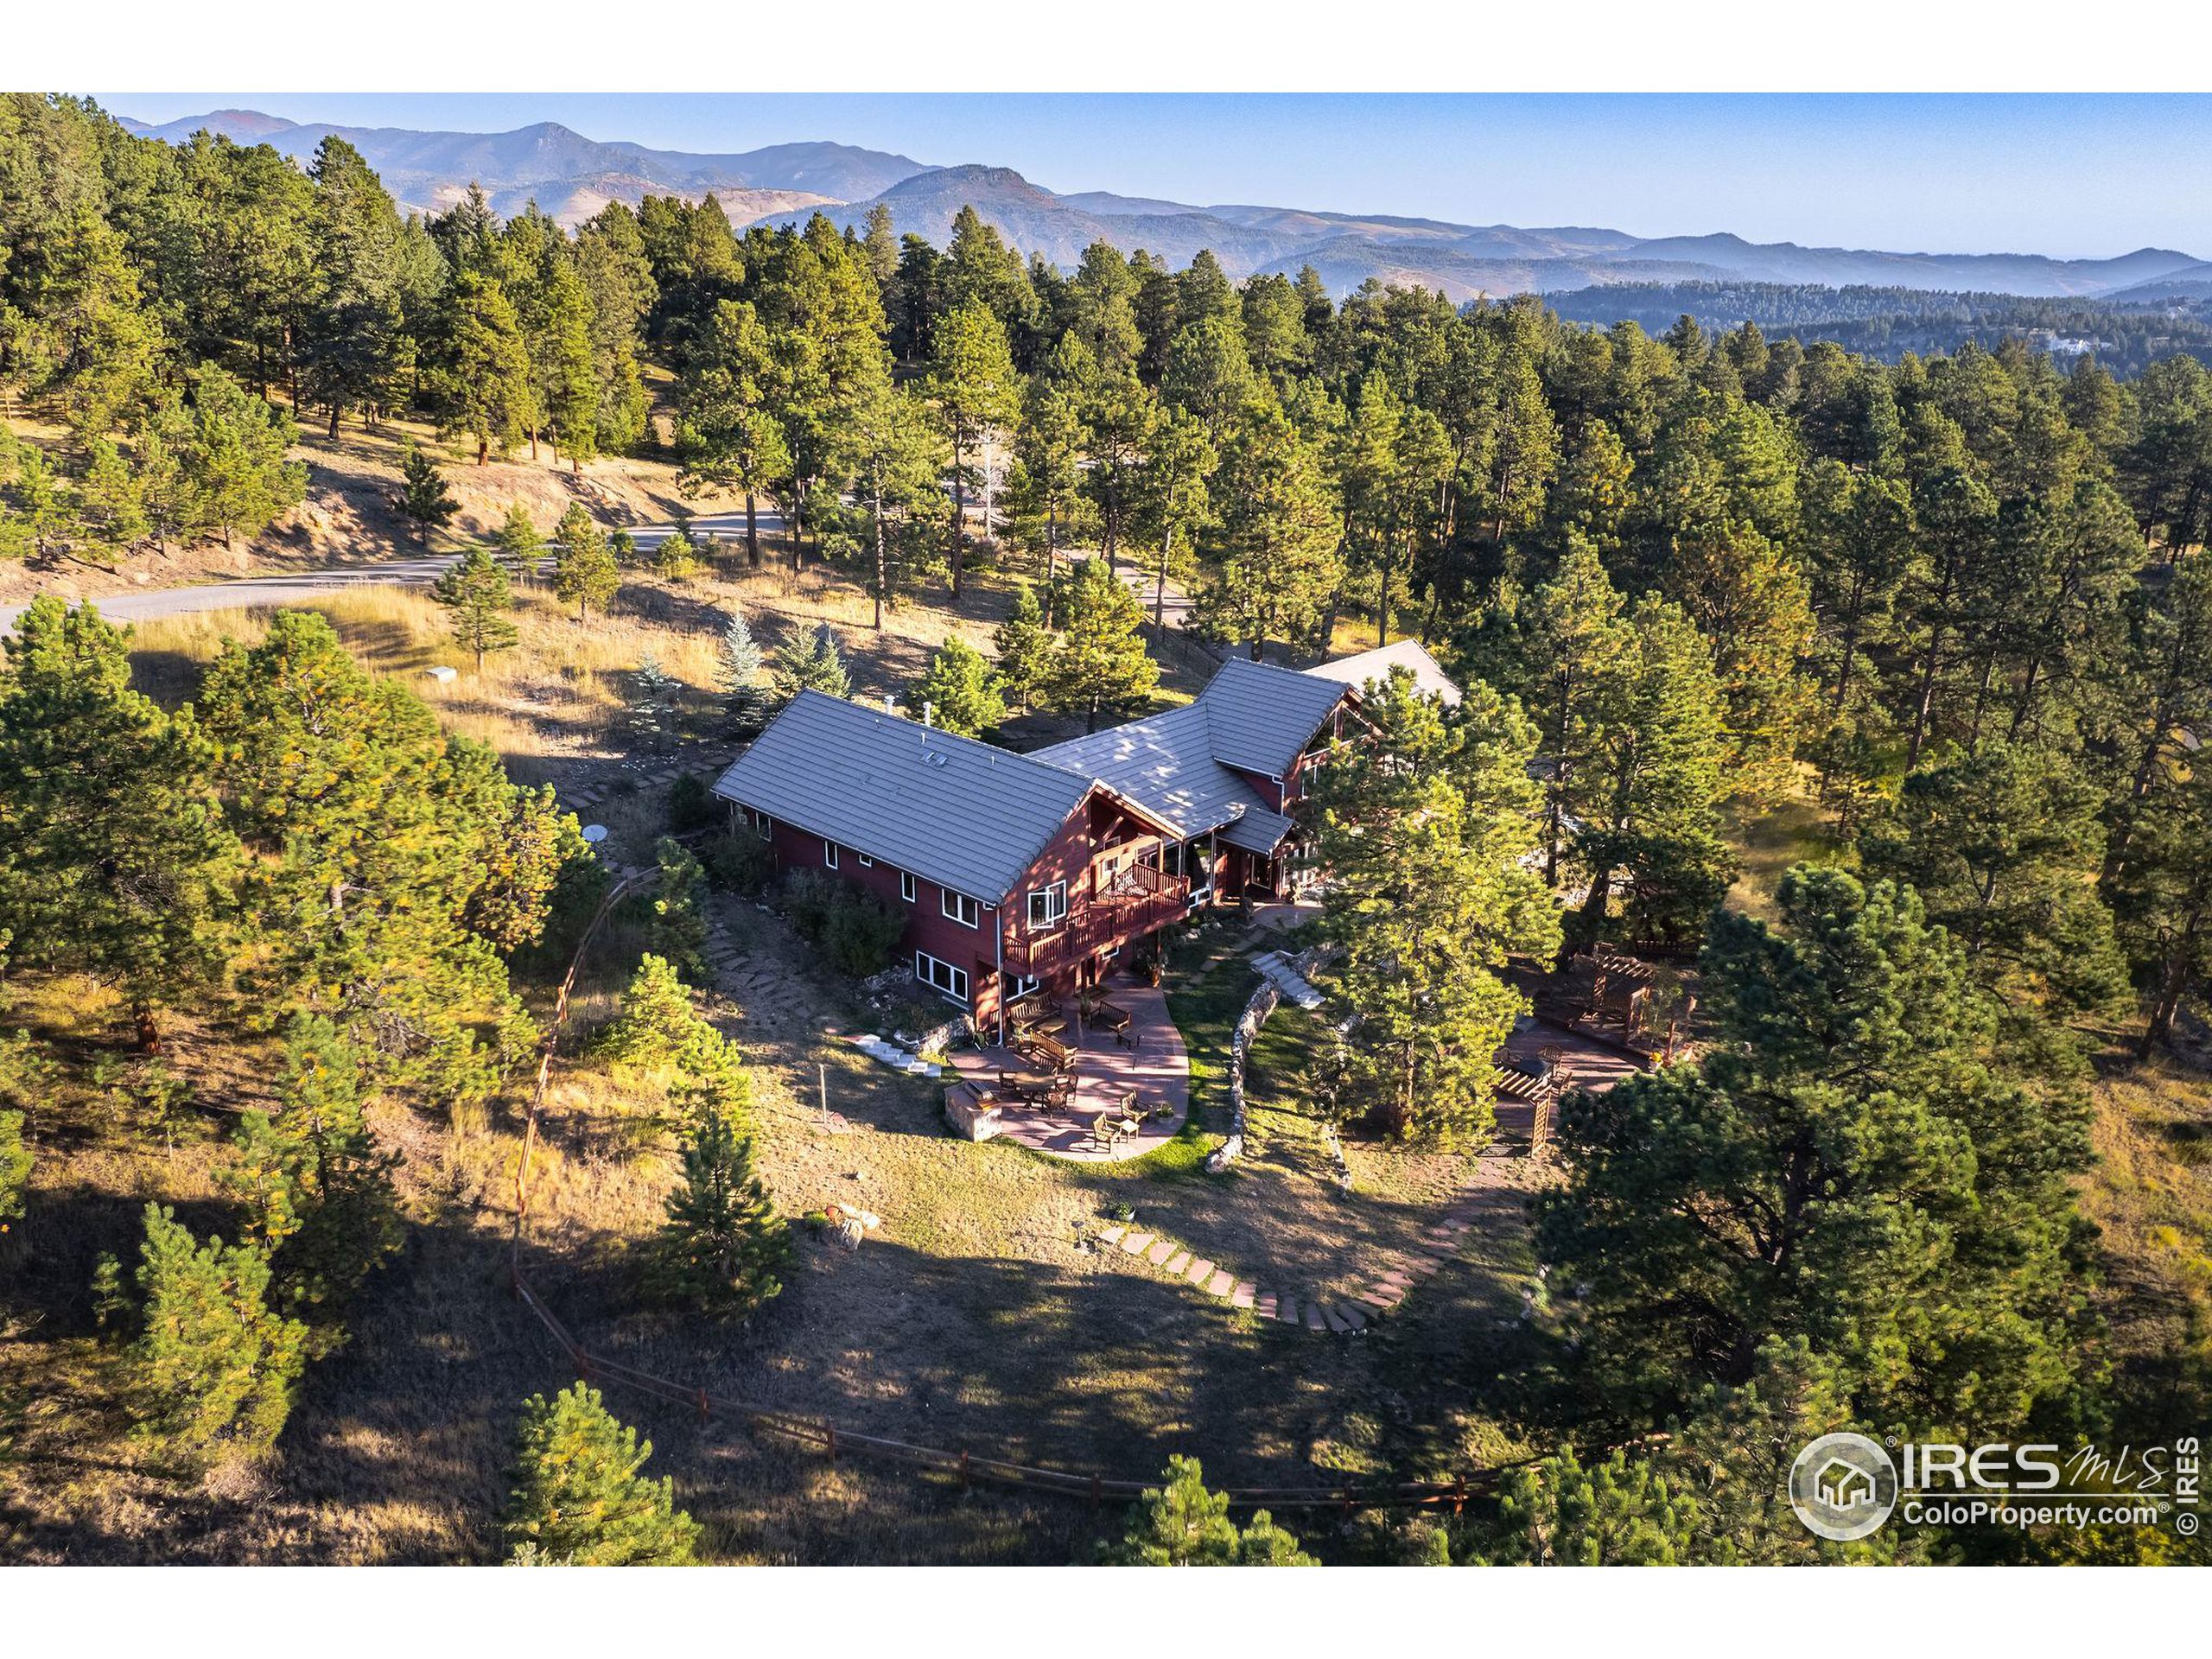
1088,1157,1512,1337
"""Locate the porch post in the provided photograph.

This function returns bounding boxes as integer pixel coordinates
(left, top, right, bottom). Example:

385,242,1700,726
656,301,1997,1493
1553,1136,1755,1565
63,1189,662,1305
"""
994,907,1007,1047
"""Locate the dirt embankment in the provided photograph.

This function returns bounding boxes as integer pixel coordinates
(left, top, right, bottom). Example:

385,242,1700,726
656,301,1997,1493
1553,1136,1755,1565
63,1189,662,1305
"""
1,415,743,610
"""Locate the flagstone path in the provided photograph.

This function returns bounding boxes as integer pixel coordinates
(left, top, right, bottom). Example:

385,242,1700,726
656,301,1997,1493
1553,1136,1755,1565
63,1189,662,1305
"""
1092,1152,1519,1337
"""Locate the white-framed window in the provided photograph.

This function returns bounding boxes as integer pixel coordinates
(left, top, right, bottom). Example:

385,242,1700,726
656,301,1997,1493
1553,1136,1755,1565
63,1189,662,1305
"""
823,840,840,869
942,889,980,929
755,811,772,841
899,871,917,904
857,852,874,868
1007,973,1040,1000
915,950,969,1004
1027,880,1068,931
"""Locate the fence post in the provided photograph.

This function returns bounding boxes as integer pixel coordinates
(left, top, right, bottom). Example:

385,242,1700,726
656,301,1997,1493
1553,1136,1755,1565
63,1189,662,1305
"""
1090,1472,1103,1512
960,1448,971,1492
1453,1475,1466,1516
826,1424,837,1463
697,1385,710,1424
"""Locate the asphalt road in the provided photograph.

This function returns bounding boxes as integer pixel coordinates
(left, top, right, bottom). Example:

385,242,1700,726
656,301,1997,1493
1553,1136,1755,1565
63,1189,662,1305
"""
0,510,786,634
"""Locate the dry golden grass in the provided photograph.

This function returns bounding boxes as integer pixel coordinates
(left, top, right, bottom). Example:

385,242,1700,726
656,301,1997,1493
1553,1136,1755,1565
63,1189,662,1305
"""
2079,1046,2212,1437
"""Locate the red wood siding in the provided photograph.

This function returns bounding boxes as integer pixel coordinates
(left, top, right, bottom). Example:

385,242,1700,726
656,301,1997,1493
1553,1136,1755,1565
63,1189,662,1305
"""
735,787,1188,1032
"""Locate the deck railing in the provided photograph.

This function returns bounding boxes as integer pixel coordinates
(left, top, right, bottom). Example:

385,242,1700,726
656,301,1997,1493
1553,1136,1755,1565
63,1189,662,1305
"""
1003,868,1188,978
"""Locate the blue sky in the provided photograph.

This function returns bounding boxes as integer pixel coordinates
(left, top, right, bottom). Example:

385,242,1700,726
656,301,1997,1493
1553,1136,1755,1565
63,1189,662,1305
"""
100,93,2212,258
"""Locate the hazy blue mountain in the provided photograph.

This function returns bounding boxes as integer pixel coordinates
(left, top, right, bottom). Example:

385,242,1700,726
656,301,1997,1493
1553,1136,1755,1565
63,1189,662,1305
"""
124,109,2202,299
125,110,927,223
797,162,2199,300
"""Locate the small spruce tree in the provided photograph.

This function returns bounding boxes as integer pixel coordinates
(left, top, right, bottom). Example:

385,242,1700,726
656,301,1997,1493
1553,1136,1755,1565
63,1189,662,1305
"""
628,656,682,750
502,1383,700,1565
715,610,767,732
430,547,520,673
772,624,850,702
645,1105,788,1319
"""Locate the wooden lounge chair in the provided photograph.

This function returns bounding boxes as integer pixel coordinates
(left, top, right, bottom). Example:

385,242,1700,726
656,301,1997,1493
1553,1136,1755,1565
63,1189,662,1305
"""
1090,1001,1134,1045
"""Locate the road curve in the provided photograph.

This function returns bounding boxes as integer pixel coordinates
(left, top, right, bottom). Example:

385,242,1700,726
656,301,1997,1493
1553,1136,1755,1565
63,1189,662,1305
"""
0,510,785,634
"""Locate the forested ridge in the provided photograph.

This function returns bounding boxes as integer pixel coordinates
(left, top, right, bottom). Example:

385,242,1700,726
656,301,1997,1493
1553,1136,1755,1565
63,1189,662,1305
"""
3,91,2209,1566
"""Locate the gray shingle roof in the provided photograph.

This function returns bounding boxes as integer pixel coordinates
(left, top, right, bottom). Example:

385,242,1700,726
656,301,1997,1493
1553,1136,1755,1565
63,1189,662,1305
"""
1196,657,1351,779
1302,639,1462,705
709,691,1098,905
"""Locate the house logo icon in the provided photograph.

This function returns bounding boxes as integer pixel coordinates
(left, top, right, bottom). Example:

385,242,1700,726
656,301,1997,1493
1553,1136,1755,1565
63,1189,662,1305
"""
1789,1432,1899,1541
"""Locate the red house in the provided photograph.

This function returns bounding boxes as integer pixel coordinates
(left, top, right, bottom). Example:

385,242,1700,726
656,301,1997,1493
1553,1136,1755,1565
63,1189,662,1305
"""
709,640,1459,1038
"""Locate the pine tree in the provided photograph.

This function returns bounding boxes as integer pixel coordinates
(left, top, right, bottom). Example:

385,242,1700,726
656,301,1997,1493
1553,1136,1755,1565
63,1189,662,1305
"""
1133,406,1214,636
0,1109,29,1241
430,547,519,674
676,299,791,567
397,440,460,548
442,269,536,465
925,301,1020,597
651,837,710,983
502,1383,700,1566
0,599,238,1052
180,364,308,550
910,636,1007,738
645,1104,788,1319
1538,867,2095,1431
1101,1456,1315,1566
653,526,703,582
715,610,767,731
198,612,569,1109
220,1014,403,1323
550,504,620,622
108,1204,309,1465
599,953,704,1065
1195,401,1342,658
838,365,950,625
1314,671,1560,1141
1862,741,2127,1015
772,624,850,702
992,583,1052,713
1484,1446,1695,1566
1045,557,1158,732
491,501,544,568
628,655,682,750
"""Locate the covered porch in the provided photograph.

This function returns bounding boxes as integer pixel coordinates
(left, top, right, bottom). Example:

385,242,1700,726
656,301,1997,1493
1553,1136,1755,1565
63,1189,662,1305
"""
944,980,1191,1163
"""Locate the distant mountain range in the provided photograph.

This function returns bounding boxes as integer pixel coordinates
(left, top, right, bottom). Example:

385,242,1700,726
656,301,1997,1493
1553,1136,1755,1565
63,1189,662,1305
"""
118,108,925,226
124,108,2204,303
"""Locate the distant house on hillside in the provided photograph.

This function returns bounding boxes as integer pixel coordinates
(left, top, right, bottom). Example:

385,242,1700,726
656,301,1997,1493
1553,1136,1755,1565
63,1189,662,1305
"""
710,642,1459,1038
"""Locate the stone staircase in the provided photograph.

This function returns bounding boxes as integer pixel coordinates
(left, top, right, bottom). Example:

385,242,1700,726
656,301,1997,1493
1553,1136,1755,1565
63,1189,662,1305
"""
1251,949,1325,1011
846,1032,944,1079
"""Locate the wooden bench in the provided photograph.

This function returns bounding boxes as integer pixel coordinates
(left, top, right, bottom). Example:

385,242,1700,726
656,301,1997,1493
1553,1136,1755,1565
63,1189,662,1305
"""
1019,1033,1075,1073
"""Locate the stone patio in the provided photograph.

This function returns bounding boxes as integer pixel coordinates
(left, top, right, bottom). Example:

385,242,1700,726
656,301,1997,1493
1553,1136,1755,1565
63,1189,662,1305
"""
946,980,1190,1162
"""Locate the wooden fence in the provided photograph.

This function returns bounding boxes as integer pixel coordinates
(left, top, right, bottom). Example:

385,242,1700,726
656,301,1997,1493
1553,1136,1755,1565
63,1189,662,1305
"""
500,855,1534,1516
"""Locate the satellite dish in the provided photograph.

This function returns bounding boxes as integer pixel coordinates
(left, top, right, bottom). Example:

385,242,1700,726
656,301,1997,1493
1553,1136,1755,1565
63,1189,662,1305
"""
581,824,609,844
